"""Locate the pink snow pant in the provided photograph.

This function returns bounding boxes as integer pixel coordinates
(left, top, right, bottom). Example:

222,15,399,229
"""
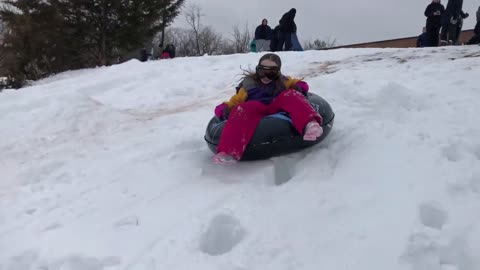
217,89,323,160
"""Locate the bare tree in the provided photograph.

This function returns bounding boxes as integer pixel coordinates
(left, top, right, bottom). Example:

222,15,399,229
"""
153,7,253,57
199,26,223,55
0,20,5,39
218,39,236,55
158,27,195,57
163,4,225,57
230,22,252,53
0,20,5,57
184,4,203,56
303,38,337,50
0,20,6,80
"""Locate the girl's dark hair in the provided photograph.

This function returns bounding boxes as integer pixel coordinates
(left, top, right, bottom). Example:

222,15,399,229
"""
239,53,286,95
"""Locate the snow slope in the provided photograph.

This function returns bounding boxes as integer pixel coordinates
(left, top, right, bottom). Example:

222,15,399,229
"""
1,46,480,270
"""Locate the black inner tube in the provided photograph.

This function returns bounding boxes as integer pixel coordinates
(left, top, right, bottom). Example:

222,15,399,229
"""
204,93,335,160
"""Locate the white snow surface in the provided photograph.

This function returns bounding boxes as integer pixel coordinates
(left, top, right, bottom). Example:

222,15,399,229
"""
1,47,480,270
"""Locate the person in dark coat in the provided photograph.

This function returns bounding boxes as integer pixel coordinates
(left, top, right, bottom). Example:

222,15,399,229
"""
255,19,273,52
424,0,445,46
277,8,297,51
161,44,175,59
140,48,150,62
440,0,469,44
270,25,280,52
417,27,429,47
467,7,480,44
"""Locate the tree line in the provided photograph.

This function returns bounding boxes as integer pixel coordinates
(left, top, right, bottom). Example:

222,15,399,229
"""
0,0,184,88
0,1,335,90
148,4,336,59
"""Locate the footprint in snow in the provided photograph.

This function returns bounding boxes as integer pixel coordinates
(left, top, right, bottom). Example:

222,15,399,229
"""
442,144,463,162
199,214,246,256
418,201,448,230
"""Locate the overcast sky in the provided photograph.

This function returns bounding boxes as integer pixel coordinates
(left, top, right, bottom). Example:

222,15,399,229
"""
172,0,479,45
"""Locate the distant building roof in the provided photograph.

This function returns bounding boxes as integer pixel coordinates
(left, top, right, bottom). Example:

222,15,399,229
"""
325,29,475,49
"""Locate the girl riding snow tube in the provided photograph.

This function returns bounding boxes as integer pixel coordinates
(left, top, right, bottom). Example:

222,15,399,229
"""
204,53,334,165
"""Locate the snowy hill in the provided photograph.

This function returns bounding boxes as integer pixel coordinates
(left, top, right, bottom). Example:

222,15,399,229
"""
1,47,480,270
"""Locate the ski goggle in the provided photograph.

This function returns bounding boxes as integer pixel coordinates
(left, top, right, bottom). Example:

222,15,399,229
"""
256,65,280,80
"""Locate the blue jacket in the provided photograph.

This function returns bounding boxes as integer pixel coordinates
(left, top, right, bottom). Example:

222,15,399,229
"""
417,32,428,47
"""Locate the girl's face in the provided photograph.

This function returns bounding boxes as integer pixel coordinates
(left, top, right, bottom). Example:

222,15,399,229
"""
258,59,279,84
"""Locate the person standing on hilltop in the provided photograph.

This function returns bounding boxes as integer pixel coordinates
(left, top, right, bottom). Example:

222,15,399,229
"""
424,0,445,46
277,8,297,51
255,19,273,52
440,0,469,45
